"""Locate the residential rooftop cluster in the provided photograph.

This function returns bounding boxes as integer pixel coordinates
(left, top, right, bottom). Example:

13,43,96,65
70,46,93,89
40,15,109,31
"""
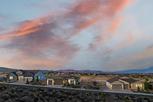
0,70,153,93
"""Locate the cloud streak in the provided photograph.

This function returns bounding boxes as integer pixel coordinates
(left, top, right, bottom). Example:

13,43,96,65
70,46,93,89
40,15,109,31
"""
0,0,134,69
89,0,133,49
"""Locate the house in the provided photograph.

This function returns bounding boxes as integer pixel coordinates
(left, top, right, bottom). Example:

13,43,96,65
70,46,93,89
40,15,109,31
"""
0,77,7,82
119,78,145,90
130,79,144,90
23,72,34,83
106,77,127,90
46,75,79,86
47,76,64,86
0,72,8,82
16,70,24,82
34,71,47,81
63,76,79,85
7,72,18,82
119,78,138,90
68,78,77,85
80,75,112,87
47,78,54,86
106,77,145,91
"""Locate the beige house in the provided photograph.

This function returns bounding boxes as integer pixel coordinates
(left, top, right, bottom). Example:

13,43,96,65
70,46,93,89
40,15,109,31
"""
47,79,55,86
130,80,144,90
47,77,63,86
106,77,145,91
80,75,112,86
106,77,128,90
0,72,8,78
47,75,79,86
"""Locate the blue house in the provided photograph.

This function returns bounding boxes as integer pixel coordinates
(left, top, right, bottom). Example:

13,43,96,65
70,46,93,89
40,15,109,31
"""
34,71,47,81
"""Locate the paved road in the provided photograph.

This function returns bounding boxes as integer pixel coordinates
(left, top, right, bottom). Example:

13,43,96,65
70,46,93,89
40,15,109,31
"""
0,82,153,97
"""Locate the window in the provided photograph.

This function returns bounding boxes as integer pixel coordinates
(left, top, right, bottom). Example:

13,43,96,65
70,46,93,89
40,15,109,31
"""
10,76,13,80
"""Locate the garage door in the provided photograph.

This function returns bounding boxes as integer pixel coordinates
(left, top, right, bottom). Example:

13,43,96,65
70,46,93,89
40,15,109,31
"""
112,84,123,90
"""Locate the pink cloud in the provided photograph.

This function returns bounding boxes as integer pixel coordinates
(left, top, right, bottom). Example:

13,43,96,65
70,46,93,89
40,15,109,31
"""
89,0,134,49
0,0,134,69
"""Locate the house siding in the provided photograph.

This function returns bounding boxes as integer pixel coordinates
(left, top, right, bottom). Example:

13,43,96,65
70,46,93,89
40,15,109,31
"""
131,83,144,90
34,71,46,81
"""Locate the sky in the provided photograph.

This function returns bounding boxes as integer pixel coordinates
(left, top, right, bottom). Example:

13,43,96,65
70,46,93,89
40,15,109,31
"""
0,0,153,71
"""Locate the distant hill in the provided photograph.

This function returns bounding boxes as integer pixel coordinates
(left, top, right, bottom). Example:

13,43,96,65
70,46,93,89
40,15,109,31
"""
0,67,16,72
116,67,153,74
1,66,153,74
56,69,104,74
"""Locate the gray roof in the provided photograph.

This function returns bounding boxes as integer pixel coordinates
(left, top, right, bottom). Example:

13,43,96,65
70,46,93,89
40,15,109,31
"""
120,78,137,83
23,72,34,77
107,77,120,83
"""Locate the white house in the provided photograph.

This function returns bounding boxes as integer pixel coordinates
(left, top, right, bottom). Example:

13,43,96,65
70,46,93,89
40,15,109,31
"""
68,78,76,85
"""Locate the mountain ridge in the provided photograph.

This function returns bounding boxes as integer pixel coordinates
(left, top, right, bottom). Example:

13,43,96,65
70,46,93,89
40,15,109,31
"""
116,67,153,74
0,66,153,74
0,67,16,72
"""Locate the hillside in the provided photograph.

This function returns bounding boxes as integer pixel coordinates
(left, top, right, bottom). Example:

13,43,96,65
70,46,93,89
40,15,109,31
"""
117,67,153,74
0,67,16,72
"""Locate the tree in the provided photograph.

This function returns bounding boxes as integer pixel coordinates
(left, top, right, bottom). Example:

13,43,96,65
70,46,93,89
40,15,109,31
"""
144,78,151,91
36,76,39,82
